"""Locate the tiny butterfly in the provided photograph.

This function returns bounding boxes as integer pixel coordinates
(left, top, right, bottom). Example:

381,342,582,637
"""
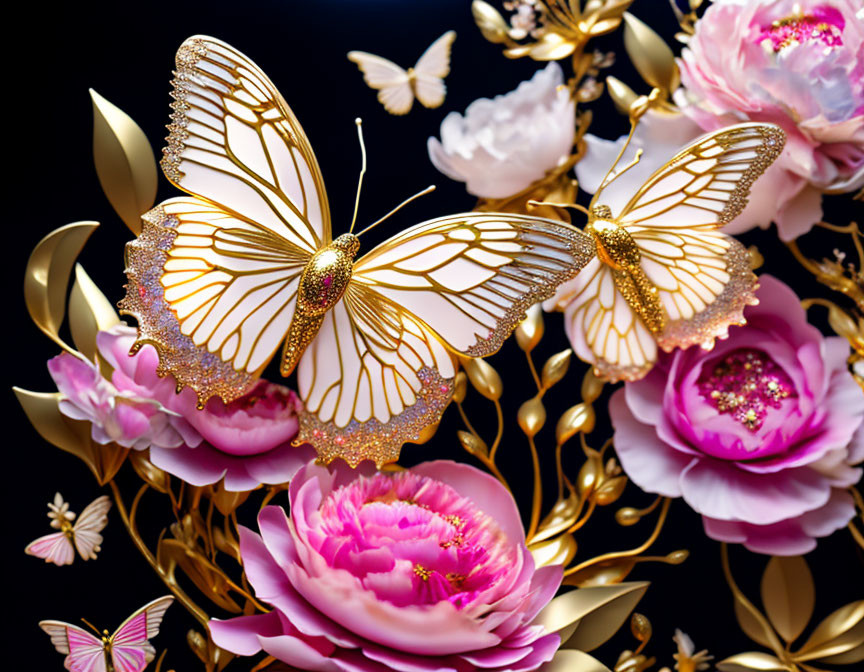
25,493,111,566
40,596,174,672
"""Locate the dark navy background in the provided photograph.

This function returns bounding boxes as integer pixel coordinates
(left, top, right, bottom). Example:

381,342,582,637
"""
7,1,863,669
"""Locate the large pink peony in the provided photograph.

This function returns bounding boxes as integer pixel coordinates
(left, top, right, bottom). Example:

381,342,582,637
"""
609,276,864,555
675,0,864,239
210,460,564,671
50,324,313,491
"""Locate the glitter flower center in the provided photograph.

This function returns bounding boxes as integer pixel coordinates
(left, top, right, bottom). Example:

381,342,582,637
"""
757,8,845,52
698,349,796,431
316,472,516,610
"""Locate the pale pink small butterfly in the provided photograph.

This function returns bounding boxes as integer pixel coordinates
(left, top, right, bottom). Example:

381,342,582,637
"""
40,596,174,672
25,493,111,566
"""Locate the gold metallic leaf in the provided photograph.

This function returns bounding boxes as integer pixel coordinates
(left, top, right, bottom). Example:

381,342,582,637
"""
24,222,100,353
814,640,864,665
516,304,545,352
452,371,468,404
622,13,680,93
471,0,510,44
129,449,171,494
581,369,605,404
542,349,572,388
716,653,788,672
578,454,603,495
211,483,252,517
761,555,814,644
529,534,576,568
563,558,637,587
734,598,774,649
160,538,243,613
593,475,627,505
13,387,127,485
69,264,121,362
748,245,765,270
795,600,864,662
461,357,503,401
557,403,596,444
606,76,639,115
826,304,859,342
518,397,546,437
527,33,578,61
552,582,649,651
539,650,612,672
630,613,652,642
532,492,581,543
615,507,641,526
91,89,157,235
457,430,489,458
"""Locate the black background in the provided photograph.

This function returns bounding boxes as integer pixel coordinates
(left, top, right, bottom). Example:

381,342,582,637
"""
7,1,863,670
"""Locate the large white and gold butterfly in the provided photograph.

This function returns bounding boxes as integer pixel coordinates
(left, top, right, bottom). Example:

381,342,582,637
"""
544,122,786,381
348,31,455,115
119,35,593,467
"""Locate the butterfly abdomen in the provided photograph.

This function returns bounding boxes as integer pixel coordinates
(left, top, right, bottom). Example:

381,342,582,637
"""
588,217,666,335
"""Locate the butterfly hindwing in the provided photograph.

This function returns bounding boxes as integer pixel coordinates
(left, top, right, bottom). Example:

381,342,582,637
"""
40,622,108,672
71,495,111,561
412,30,456,109
347,51,414,115
26,532,75,566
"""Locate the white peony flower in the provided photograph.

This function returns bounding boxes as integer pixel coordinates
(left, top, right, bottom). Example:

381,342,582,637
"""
427,62,575,199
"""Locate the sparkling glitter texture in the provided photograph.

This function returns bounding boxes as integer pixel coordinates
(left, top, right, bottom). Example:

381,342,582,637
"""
698,349,796,433
757,7,845,53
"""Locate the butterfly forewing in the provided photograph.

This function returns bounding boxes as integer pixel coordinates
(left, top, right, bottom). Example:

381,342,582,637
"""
26,532,76,566
412,30,455,109
109,596,174,672
40,622,108,672
347,51,414,115
71,495,111,560
165,36,330,251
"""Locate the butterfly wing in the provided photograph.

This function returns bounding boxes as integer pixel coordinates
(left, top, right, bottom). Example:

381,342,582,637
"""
164,35,330,251
412,30,456,109
71,495,111,560
347,51,414,115
40,621,107,672
297,213,593,466
25,532,76,566
109,596,175,672
555,123,784,380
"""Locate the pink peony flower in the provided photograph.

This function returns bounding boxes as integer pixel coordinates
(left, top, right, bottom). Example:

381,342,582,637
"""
609,275,864,555
427,62,575,199
48,351,186,452
51,324,313,491
210,460,564,671
674,0,864,239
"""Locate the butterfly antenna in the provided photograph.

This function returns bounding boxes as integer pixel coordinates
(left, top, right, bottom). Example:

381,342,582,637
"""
80,618,101,636
355,185,437,238
589,119,640,209
348,118,368,235
527,199,591,217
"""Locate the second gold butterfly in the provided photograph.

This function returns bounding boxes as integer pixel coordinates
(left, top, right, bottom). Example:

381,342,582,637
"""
348,31,455,115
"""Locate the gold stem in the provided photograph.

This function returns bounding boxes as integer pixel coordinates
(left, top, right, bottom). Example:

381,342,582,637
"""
489,400,505,462
849,485,864,513
526,350,542,391
109,481,210,628
526,435,544,540
567,495,596,534
564,498,671,576
849,521,864,551
456,402,511,491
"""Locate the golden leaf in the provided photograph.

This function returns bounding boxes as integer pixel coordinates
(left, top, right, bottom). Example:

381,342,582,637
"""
516,304,545,352
211,483,252,517
529,534,577,568
527,33,579,61
563,558,637,587
794,600,864,662
578,454,604,495
542,349,572,388
13,387,128,485
734,598,775,649
24,222,100,354
557,403,596,444
532,492,581,543
748,245,765,270
452,371,468,404
160,538,243,613
461,357,503,401
518,397,547,437
457,430,489,458
69,264,122,362
129,449,171,493
581,369,605,404
91,89,158,235
813,640,864,665
539,650,612,672
606,76,639,115
593,475,627,505
716,652,789,671
630,613,651,642
551,581,649,651
622,13,680,93
471,0,510,44
761,555,815,644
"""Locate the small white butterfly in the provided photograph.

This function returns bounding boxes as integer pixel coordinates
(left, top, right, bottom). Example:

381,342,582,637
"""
25,493,111,566
348,31,456,115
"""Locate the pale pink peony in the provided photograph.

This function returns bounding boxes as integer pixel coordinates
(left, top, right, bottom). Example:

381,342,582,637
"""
609,276,864,555
427,62,575,199
50,324,313,491
210,460,564,671
674,0,864,239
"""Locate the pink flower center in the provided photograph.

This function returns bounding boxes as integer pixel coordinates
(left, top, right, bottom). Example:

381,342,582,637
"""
316,472,517,610
697,349,796,432
757,7,845,52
